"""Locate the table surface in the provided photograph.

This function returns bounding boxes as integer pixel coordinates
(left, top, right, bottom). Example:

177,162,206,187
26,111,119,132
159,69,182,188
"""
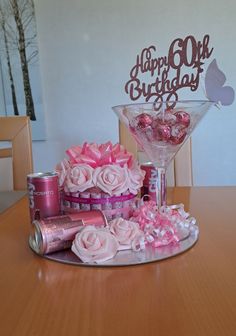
1,187,236,336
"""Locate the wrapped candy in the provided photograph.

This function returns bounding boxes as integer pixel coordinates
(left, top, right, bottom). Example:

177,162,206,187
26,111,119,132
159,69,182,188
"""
169,124,187,145
174,110,190,127
134,113,153,129
129,108,190,146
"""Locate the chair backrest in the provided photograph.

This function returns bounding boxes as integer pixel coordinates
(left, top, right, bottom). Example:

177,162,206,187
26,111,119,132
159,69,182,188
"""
0,116,33,190
119,121,193,186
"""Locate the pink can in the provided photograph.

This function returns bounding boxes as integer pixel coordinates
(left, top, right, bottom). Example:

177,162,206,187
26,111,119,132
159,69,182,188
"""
31,210,107,254
141,163,157,201
27,172,60,221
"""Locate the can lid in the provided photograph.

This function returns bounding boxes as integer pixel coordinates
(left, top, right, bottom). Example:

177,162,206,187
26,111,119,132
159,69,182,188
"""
27,172,58,179
32,220,44,254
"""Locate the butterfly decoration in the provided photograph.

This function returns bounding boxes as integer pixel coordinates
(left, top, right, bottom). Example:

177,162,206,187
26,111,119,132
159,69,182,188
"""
205,59,235,106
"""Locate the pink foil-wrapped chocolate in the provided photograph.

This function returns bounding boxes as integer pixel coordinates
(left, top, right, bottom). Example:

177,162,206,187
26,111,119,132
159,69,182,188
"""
134,113,153,129
169,124,187,145
174,110,190,127
153,123,171,141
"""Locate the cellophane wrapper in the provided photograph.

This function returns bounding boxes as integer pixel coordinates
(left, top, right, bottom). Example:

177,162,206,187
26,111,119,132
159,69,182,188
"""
62,188,137,221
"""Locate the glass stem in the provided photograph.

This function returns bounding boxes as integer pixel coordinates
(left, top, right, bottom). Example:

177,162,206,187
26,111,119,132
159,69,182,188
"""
156,167,167,207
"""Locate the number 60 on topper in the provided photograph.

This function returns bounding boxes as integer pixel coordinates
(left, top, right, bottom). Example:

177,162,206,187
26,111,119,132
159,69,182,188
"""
125,34,234,106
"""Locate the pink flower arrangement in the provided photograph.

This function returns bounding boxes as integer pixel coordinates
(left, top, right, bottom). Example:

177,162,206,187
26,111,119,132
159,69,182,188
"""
71,218,142,263
56,142,145,196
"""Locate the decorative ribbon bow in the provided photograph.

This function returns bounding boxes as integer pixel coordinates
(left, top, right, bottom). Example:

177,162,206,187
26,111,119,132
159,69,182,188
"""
130,199,198,251
66,141,133,168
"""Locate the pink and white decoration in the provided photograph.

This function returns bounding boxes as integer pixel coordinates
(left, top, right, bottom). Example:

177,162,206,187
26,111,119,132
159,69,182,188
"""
56,142,145,220
71,199,198,264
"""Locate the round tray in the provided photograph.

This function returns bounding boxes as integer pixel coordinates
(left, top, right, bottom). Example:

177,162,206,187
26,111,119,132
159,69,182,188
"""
29,226,199,267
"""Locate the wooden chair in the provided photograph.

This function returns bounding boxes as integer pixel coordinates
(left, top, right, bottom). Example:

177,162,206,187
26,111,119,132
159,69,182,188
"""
0,116,33,190
119,121,193,186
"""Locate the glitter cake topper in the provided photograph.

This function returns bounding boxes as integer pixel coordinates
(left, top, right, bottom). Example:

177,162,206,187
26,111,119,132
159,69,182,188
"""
125,34,234,106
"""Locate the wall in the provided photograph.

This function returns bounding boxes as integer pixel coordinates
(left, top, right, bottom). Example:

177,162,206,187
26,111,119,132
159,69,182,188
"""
33,0,236,186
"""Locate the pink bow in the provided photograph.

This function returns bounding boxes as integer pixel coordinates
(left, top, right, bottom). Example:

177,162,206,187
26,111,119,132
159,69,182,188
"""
66,142,133,168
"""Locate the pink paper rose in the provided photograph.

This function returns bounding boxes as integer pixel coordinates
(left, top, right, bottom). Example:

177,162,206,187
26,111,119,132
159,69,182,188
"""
127,163,146,194
55,158,70,187
71,226,119,263
65,164,94,192
93,164,129,195
109,217,142,250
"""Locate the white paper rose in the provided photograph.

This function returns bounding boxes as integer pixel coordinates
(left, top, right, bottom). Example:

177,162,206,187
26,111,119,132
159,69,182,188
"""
71,226,119,263
65,164,94,192
93,164,129,195
109,217,142,250
127,163,146,194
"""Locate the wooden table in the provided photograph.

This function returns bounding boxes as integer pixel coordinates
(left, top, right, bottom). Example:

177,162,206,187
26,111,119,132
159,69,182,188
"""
1,187,236,336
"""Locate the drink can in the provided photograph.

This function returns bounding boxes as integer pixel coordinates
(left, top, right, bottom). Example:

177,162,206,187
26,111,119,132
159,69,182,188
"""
27,172,60,221
30,210,107,255
141,163,157,201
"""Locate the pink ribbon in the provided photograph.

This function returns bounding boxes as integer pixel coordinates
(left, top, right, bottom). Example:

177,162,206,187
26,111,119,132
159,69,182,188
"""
64,205,132,218
130,200,198,250
66,141,133,168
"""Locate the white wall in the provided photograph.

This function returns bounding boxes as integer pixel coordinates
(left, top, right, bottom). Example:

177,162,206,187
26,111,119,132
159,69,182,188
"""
33,0,236,186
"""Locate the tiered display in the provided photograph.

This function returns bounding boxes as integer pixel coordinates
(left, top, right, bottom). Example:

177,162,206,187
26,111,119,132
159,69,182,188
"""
56,142,145,220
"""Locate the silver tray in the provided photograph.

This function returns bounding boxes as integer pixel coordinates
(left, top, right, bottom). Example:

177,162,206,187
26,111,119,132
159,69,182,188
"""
29,226,199,267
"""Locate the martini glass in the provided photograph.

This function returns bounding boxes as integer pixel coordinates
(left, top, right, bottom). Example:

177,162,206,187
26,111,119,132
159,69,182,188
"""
112,100,214,208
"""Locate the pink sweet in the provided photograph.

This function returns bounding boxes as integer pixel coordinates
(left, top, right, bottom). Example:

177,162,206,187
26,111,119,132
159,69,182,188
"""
169,124,187,145
174,110,190,127
134,113,153,129
153,123,171,141
71,226,119,263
